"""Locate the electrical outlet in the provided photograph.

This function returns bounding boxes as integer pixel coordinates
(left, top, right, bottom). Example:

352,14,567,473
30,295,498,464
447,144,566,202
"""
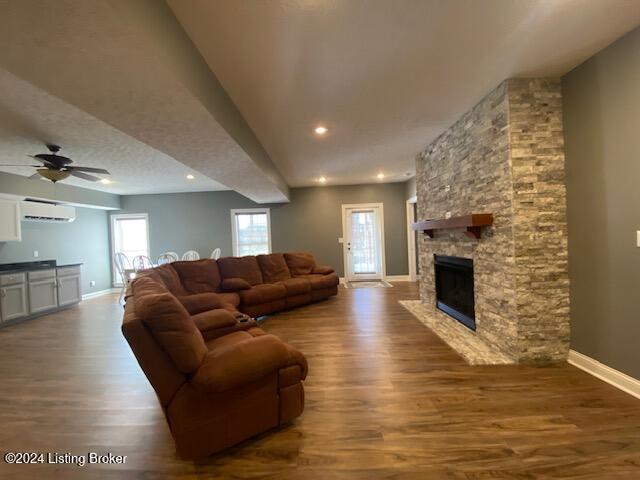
89,280,96,287
33,250,39,258
444,185,451,192
445,211,452,219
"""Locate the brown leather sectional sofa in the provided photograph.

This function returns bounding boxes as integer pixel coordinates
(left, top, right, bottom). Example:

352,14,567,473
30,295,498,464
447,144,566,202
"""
121,252,338,460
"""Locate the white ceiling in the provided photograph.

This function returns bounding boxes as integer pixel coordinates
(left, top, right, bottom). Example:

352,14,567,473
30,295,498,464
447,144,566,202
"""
1,1,639,198
0,0,288,202
169,0,640,187
0,68,227,195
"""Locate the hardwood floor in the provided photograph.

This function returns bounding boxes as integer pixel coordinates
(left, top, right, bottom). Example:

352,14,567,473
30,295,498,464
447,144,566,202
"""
1,282,639,479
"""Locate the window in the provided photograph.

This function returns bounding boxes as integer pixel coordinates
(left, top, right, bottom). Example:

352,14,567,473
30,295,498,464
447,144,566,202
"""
110,213,150,285
231,209,271,256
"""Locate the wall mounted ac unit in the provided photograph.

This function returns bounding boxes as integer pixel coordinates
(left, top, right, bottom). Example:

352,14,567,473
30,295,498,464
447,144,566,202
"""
21,200,76,223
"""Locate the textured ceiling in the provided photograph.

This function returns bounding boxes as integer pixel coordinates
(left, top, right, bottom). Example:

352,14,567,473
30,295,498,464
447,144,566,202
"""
169,0,640,187
0,68,227,195
0,0,288,202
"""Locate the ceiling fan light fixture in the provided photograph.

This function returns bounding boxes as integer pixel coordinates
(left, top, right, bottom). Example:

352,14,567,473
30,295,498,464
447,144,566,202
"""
37,168,71,183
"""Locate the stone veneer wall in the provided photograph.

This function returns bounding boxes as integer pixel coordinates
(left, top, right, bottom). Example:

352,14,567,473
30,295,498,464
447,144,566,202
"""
415,78,569,363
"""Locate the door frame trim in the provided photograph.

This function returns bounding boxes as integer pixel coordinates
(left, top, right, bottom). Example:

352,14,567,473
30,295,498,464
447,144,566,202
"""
341,203,386,282
406,196,417,282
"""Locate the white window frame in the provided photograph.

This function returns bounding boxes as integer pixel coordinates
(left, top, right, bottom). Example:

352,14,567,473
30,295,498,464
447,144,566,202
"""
110,213,150,286
230,208,272,257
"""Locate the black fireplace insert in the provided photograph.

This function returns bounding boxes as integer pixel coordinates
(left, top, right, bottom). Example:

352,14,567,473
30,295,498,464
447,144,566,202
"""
434,255,475,330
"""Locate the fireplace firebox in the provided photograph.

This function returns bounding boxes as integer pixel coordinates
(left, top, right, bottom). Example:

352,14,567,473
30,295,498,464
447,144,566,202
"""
434,255,475,330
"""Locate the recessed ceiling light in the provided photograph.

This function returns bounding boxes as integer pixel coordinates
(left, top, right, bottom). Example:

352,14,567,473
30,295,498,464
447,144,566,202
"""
377,172,385,179
186,174,195,180
314,126,328,135
100,178,112,185
318,176,327,183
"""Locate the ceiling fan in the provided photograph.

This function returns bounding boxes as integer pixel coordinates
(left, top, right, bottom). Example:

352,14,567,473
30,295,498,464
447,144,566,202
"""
0,144,110,183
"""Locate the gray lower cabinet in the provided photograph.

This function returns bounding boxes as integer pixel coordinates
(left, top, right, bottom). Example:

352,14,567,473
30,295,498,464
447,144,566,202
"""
57,267,82,306
28,270,58,314
0,282,28,323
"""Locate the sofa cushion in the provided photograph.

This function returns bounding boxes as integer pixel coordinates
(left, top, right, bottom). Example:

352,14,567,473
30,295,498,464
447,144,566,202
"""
171,259,222,293
218,256,263,286
277,277,311,296
257,253,291,283
192,309,237,332
132,277,207,374
238,283,287,306
221,277,251,291
176,293,223,315
284,252,316,276
217,292,240,307
140,264,186,296
297,273,340,290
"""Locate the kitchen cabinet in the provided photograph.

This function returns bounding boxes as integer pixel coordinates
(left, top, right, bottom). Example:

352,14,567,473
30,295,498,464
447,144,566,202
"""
57,266,82,306
28,270,58,314
0,198,21,242
0,273,28,323
0,262,83,327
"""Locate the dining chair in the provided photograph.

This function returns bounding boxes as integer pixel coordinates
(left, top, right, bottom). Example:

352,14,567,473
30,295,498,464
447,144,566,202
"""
113,252,132,304
157,251,179,265
132,255,154,271
181,250,200,261
210,248,222,260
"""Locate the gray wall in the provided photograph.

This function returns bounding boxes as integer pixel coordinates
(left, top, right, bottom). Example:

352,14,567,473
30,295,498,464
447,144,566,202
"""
405,176,416,200
119,183,409,277
562,27,640,378
0,206,112,294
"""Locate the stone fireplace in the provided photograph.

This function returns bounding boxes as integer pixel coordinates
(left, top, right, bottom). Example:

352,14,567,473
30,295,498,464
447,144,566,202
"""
414,78,570,364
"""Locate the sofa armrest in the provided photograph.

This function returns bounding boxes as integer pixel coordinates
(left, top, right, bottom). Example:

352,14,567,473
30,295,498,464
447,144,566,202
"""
193,309,259,341
191,335,308,392
191,308,238,332
221,277,252,292
177,293,223,315
312,265,334,275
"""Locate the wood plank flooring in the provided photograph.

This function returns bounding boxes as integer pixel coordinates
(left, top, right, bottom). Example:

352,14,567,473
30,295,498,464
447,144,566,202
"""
0,282,639,479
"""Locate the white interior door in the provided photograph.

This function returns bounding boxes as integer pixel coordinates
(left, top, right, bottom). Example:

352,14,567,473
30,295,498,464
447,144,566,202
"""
342,204,385,281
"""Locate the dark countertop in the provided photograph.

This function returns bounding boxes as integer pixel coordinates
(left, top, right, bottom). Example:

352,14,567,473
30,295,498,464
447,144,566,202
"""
0,261,83,275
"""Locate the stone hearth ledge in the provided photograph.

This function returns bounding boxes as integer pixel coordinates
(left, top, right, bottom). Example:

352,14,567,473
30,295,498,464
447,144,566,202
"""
399,300,515,365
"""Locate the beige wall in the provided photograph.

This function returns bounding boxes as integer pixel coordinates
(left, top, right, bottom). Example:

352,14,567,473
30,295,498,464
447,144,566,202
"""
562,27,640,378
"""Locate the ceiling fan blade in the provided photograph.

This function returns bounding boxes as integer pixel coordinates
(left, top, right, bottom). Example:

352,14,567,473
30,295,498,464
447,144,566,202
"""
66,166,110,174
69,170,100,182
0,164,41,167
28,155,56,166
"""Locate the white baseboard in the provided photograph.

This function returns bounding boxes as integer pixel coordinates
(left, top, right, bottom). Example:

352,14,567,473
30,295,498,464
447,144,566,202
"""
568,350,640,400
339,275,413,284
385,275,412,282
82,288,118,301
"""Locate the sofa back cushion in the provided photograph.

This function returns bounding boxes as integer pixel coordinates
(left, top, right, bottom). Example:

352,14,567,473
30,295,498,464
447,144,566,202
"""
139,264,186,296
217,256,263,286
257,253,291,283
284,252,316,276
171,259,222,293
132,276,207,374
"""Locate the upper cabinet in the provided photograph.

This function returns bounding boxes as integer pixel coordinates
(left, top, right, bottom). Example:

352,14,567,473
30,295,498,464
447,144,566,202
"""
0,199,21,242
